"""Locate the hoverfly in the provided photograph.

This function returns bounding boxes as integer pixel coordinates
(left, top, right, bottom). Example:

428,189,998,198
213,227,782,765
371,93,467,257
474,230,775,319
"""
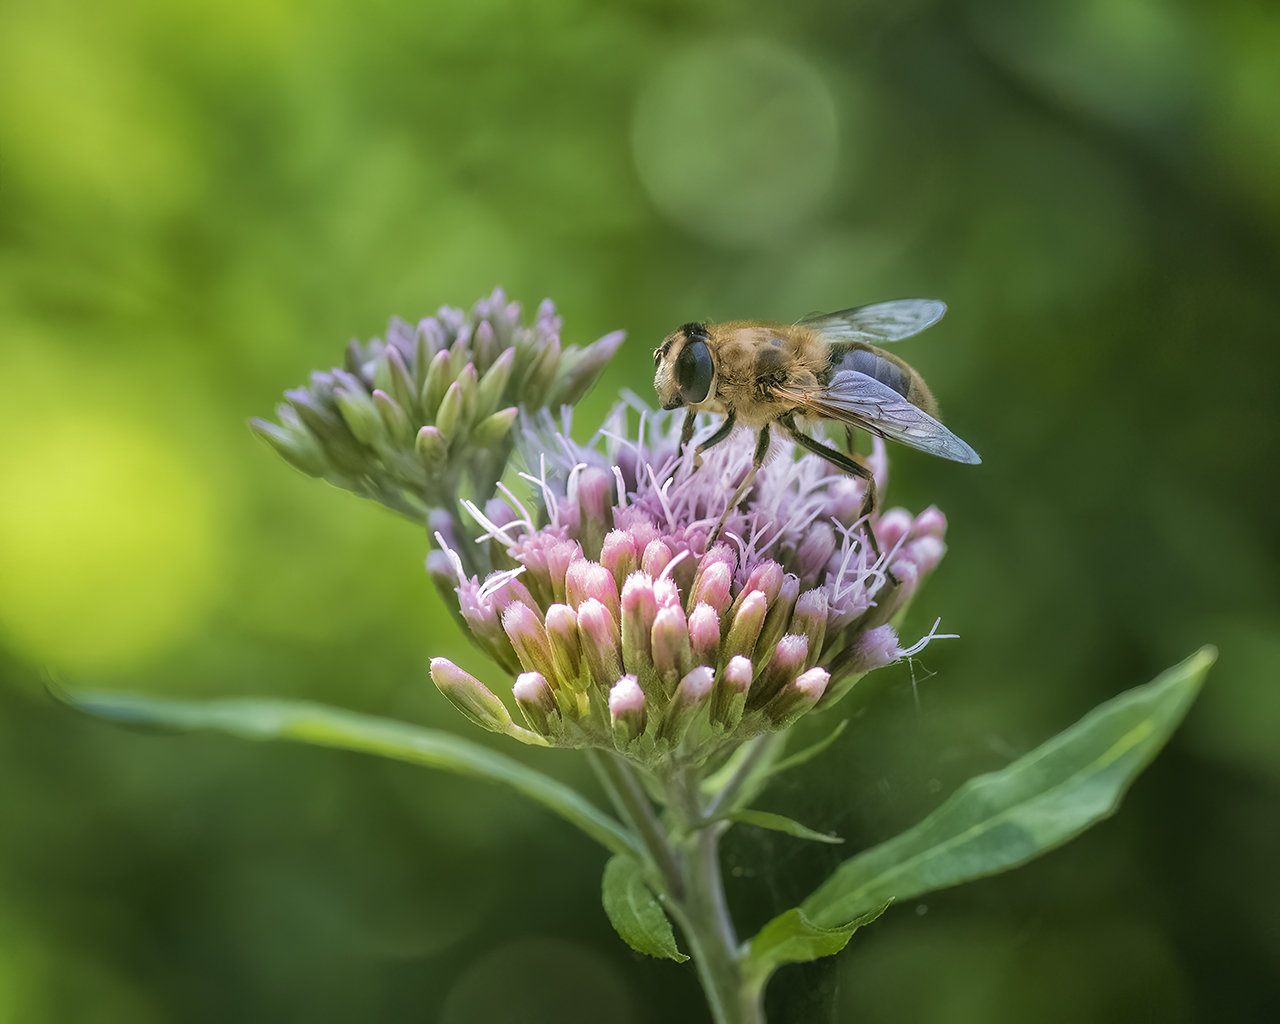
652,299,979,547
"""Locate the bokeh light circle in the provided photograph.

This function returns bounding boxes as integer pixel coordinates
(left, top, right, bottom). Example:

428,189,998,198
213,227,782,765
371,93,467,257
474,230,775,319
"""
631,37,840,248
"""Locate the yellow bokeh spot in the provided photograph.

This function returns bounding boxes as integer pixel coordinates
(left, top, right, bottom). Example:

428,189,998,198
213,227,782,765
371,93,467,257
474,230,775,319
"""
0,413,223,673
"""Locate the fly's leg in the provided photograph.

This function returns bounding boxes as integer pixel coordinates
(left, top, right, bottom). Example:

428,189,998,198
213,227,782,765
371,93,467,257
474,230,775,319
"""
781,414,883,560
668,408,736,482
708,424,770,547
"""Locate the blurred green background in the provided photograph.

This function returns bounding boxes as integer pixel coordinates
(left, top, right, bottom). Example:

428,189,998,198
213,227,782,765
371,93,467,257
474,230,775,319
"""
2,0,1278,1020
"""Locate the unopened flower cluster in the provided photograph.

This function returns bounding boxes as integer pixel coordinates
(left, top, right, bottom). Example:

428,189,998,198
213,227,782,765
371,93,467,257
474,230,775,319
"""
429,402,948,768
250,288,623,570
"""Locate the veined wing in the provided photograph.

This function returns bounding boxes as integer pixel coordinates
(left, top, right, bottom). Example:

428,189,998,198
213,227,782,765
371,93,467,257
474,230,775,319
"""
799,299,946,344
776,371,981,464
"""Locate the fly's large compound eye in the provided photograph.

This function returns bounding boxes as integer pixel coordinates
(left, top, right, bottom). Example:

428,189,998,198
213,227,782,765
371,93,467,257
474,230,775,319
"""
675,339,713,405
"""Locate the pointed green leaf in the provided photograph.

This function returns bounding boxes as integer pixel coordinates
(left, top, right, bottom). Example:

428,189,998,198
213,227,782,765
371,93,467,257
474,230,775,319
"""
768,719,848,777
57,688,639,857
727,809,844,845
601,854,688,962
799,646,1214,929
745,902,890,988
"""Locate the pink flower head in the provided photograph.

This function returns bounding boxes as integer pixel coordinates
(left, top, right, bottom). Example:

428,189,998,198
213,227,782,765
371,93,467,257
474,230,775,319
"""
430,401,954,767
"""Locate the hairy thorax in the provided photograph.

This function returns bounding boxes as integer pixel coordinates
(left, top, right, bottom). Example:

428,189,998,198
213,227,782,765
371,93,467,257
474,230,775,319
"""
710,323,828,428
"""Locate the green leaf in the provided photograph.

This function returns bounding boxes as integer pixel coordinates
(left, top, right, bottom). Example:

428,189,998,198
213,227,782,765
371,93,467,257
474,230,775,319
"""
798,646,1214,929
601,854,688,962
57,688,639,857
744,902,890,988
727,809,844,844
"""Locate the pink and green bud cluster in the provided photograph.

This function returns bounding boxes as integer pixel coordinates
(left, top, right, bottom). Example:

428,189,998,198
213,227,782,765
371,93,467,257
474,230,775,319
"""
250,288,624,541
429,404,952,767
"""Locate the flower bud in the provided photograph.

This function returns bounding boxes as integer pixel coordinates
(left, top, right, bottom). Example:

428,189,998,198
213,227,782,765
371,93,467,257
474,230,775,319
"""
544,603,583,688
620,572,658,676
641,540,673,579
688,602,720,666
476,347,515,417
748,634,809,710
577,598,622,690
502,602,557,682
651,604,692,694
754,573,800,666
565,560,619,621
472,319,498,374
659,666,713,745
384,344,420,419
416,425,448,468
421,349,452,418
431,658,517,734
472,407,518,447
874,508,914,553
689,545,736,616
455,362,478,427
334,386,384,446
796,522,837,581
577,467,615,561
609,675,647,746
712,655,753,731
792,589,828,669
723,590,767,665
372,389,412,445
545,540,581,604
766,666,830,727
513,671,560,736
435,381,464,441
600,531,638,593
250,418,329,477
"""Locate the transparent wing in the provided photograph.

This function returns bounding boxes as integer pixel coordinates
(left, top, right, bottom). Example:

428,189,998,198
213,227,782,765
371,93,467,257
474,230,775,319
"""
798,299,947,344
777,371,980,464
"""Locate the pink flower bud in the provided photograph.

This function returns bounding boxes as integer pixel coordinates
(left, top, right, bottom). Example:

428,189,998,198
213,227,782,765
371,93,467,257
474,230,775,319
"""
642,539,673,579
577,598,622,690
723,590,768,664
712,655,753,730
796,522,837,581
689,545,736,616
874,508,914,552
793,587,829,658
609,675,647,744
767,666,831,726
688,602,721,666
659,666,714,744
651,605,692,693
576,467,615,560
620,572,658,676
544,603,583,686
749,634,809,710
512,671,560,735
565,560,619,621
502,603,557,681
600,530,638,592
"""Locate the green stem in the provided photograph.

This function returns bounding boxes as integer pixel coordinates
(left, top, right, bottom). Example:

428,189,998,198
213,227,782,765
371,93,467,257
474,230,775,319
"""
591,753,764,1024
668,822,765,1024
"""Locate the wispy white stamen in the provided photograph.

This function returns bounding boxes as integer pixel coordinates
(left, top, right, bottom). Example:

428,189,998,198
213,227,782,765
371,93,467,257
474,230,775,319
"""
897,618,959,658
433,532,468,584
476,566,528,603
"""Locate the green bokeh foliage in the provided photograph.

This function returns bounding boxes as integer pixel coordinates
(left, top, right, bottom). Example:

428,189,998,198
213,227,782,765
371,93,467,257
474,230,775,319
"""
2,0,1278,1020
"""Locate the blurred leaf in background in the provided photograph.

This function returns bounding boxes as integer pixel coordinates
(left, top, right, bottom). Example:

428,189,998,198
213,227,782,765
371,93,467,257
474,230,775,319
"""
1,0,1277,1021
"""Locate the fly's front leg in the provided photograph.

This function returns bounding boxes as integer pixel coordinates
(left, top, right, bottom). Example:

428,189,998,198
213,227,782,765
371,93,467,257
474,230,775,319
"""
668,408,736,483
781,414,883,560
708,424,770,547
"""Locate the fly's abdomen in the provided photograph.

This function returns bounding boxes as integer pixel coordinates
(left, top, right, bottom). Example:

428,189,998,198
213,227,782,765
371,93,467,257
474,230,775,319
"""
826,344,937,415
